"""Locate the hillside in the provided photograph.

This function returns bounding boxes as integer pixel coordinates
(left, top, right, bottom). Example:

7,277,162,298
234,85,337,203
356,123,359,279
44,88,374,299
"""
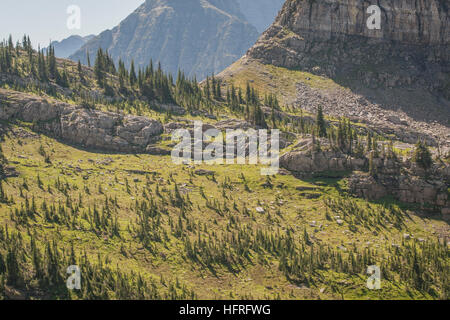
0,27,449,301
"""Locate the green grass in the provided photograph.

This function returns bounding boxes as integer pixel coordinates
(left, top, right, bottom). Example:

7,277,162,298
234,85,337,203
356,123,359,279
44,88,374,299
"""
219,58,344,106
0,126,448,300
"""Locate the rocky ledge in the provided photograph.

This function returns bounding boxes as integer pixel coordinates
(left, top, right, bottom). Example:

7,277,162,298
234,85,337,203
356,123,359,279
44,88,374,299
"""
280,137,450,216
0,89,163,153
349,174,449,217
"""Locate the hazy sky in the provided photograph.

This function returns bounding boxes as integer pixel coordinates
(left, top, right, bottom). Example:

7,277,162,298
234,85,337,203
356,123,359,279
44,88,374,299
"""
0,0,144,47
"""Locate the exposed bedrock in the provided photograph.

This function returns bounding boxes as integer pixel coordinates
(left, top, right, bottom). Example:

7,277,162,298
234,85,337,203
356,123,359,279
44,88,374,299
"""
0,89,163,153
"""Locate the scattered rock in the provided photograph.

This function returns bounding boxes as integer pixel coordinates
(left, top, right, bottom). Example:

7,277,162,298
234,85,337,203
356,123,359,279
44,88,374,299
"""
195,169,215,176
255,207,265,213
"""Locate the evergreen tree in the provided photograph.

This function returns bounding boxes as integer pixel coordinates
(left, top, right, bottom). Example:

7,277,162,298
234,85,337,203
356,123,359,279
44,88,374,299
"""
129,60,137,86
369,151,376,177
37,47,48,81
366,132,373,153
77,60,84,82
412,140,433,170
0,181,7,203
316,105,327,137
86,50,91,67
94,48,105,87
47,44,58,79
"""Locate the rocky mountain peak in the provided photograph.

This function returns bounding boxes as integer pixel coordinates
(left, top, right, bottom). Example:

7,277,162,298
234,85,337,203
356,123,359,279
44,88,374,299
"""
70,0,260,80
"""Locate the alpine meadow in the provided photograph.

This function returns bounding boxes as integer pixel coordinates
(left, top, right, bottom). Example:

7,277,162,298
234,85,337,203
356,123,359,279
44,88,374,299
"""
0,0,448,305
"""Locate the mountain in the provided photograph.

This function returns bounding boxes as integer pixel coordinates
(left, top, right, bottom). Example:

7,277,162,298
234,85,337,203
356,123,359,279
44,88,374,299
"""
247,0,449,95
70,0,260,79
1,17,450,300
219,0,449,141
50,35,95,58
236,0,285,33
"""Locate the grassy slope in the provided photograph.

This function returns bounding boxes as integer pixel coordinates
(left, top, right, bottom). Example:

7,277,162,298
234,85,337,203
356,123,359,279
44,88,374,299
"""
0,125,448,300
217,56,344,106
0,47,448,300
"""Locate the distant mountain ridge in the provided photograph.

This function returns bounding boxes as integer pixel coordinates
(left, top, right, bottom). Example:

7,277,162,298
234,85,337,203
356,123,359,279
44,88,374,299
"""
69,0,285,79
236,0,285,32
50,35,95,59
70,0,264,79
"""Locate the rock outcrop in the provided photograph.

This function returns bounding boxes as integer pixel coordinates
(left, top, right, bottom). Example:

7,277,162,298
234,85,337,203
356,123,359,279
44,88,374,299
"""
280,137,450,215
0,89,163,153
281,149,367,173
349,174,449,218
350,173,449,204
280,138,394,174
249,0,449,96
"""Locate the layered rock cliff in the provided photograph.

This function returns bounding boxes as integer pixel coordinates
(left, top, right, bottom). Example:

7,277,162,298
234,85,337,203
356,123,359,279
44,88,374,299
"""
248,0,449,97
218,0,449,151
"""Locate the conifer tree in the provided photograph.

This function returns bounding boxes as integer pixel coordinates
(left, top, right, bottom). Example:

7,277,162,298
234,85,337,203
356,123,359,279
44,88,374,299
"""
369,151,376,177
129,60,137,86
77,60,83,81
316,105,327,137
94,48,105,87
86,50,91,67
412,140,433,170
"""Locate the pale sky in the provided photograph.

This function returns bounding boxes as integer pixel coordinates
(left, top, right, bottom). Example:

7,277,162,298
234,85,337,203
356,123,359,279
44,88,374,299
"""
0,0,144,47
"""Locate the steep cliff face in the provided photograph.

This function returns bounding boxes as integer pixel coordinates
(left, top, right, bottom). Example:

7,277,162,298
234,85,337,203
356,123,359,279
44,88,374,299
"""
272,0,449,44
248,0,449,97
70,0,260,80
